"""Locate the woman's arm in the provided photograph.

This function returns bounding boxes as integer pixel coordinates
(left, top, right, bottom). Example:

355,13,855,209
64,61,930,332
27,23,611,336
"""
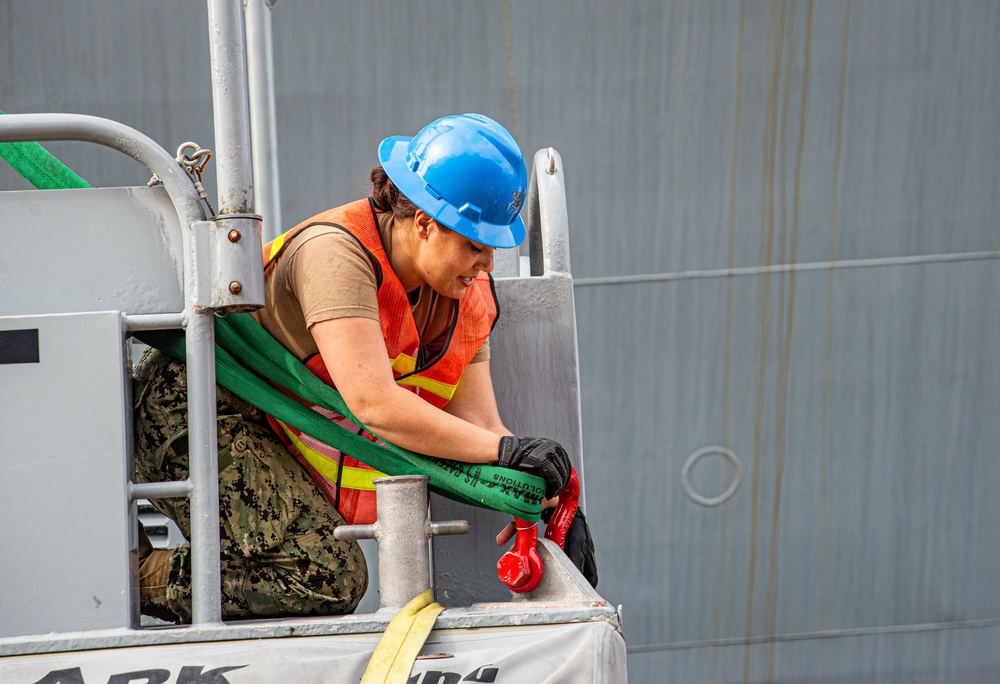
442,359,511,436
444,360,562,509
310,316,502,464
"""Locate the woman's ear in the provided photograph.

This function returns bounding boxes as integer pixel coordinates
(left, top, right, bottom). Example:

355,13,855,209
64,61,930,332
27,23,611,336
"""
413,209,434,239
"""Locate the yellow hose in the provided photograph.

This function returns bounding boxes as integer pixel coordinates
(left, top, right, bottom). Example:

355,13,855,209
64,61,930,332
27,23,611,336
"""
361,589,445,684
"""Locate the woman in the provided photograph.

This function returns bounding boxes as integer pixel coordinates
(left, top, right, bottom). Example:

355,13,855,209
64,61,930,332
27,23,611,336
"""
134,114,580,623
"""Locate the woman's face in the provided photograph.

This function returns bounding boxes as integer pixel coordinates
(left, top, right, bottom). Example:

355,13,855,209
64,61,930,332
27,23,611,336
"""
412,212,495,299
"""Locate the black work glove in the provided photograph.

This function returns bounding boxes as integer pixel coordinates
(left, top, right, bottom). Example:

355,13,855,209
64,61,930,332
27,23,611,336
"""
564,509,598,588
495,436,571,499
541,505,599,588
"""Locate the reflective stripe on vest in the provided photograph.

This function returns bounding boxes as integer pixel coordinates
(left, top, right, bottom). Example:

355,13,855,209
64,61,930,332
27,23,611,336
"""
278,421,379,492
390,353,460,401
266,232,288,264
260,198,498,523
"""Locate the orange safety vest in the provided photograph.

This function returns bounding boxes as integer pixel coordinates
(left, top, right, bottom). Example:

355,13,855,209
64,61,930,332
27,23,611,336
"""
260,198,499,524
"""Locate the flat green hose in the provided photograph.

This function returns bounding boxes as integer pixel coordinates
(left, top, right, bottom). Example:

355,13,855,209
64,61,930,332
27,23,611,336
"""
0,109,90,189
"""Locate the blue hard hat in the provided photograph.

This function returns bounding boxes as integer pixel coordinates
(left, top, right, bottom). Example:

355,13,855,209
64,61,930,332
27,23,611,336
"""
378,113,528,248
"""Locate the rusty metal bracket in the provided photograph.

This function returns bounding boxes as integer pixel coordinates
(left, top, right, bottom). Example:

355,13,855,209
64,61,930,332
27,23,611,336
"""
189,214,265,312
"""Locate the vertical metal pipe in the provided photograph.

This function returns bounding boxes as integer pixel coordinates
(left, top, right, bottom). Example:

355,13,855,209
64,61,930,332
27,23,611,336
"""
194,0,257,624
207,0,255,215
185,310,223,625
244,0,283,241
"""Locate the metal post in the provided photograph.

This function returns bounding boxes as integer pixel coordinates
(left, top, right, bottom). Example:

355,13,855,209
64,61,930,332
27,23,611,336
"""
335,476,470,610
244,0,283,240
207,0,255,216
372,477,432,609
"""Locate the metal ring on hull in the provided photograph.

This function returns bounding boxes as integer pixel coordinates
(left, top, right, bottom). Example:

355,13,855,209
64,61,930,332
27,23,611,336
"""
681,446,742,507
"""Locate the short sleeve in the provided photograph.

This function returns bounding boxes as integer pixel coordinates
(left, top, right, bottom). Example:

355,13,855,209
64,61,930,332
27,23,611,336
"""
286,229,381,328
471,337,490,363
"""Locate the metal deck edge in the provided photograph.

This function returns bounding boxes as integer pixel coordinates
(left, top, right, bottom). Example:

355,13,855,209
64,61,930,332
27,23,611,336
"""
0,602,619,657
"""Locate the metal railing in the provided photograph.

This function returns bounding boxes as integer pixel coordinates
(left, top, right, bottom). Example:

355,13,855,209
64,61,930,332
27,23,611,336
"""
0,111,264,627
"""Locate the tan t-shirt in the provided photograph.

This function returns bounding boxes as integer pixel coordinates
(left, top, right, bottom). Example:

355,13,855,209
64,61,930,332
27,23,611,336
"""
251,209,490,364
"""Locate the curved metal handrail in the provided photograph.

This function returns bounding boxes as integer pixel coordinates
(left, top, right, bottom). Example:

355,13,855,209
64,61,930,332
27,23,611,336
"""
0,113,205,228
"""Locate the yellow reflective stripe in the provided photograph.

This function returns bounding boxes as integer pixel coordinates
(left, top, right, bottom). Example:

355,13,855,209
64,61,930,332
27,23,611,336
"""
279,422,381,491
390,353,458,400
396,374,458,401
390,353,417,375
267,233,288,262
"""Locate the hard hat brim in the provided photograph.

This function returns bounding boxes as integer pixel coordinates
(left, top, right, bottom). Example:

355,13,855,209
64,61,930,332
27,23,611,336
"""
378,136,526,249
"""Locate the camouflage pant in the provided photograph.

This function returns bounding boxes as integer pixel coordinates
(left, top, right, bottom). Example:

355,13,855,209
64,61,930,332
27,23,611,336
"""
133,348,368,622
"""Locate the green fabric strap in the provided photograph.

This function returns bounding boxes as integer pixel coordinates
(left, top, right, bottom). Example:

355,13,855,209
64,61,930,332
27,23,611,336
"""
138,313,544,521
0,109,90,190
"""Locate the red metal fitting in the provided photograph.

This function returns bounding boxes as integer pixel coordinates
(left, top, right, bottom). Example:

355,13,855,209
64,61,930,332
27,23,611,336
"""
496,468,580,593
543,468,580,548
496,520,544,593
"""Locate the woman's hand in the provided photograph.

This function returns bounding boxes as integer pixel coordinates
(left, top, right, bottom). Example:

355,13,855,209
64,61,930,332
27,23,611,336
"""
448,364,572,500
495,436,572,499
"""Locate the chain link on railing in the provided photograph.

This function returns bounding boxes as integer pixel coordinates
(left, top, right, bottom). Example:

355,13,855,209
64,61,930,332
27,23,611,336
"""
148,142,217,217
